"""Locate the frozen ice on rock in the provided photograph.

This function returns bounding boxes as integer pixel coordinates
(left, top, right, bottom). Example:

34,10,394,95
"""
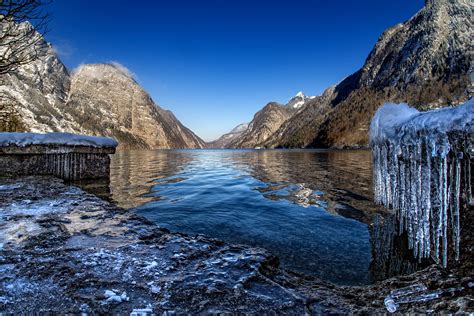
130,304,153,316
0,132,118,148
370,99,473,266
103,289,129,304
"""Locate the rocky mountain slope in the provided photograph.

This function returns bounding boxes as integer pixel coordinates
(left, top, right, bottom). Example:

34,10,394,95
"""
232,0,472,149
286,91,314,109
66,64,205,149
228,103,294,149
0,25,205,149
224,92,315,148
0,24,78,134
207,123,248,148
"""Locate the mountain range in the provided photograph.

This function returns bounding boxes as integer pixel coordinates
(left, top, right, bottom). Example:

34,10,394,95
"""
1,0,471,150
207,123,249,149
213,0,472,149
0,24,205,149
223,92,315,149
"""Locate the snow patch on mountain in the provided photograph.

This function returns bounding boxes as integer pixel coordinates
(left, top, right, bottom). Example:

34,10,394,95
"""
207,123,249,148
286,92,315,109
229,123,249,134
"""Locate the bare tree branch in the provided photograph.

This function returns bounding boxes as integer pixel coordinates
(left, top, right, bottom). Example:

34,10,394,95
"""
0,0,52,75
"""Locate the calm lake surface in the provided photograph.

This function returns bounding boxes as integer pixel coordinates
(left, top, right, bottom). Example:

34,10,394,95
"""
109,149,419,285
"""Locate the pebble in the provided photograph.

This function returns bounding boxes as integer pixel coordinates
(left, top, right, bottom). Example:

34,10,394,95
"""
103,290,129,304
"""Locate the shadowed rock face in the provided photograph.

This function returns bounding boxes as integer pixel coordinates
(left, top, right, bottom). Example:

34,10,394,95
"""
1,27,205,149
241,0,472,149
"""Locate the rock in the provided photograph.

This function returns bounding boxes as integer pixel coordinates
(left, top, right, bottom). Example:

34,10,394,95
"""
0,176,471,314
228,102,296,148
67,64,205,149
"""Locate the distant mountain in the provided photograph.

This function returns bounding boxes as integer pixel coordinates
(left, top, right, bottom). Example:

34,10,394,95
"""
0,25,205,149
225,91,315,148
235,0,473,149
207,123,248,148
286,91,315,109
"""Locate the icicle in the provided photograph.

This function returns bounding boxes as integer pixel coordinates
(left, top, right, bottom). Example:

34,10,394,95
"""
441,157,448,268
453,153,461,261
398,158,406,234
370,101,473,267
421,141,431,258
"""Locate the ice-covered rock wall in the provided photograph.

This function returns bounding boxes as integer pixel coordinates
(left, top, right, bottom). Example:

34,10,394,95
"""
0,132,118,181
369,99,473,267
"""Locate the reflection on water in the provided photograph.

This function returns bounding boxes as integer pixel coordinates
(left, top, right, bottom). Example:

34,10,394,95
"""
109,149,425,285
109,150,193,208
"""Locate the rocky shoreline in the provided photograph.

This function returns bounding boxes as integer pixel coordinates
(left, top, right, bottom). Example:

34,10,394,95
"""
0,176,472,314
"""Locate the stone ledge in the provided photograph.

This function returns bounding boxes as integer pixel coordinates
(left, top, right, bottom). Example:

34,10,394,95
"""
0,133,118,180
0,144,116,155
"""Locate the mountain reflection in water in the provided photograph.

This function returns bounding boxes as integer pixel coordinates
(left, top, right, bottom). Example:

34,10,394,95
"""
108,149,427,285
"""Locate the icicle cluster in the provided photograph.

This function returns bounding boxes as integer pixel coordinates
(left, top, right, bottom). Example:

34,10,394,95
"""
45,152,111,180
370,100,473,267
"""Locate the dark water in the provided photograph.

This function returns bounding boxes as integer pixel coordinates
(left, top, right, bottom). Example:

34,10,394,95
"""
109,149,422,286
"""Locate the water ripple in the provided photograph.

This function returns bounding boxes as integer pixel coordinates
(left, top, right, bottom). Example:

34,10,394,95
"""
109,149,418,285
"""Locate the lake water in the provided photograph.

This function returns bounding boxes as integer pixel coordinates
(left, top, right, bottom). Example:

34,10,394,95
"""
109,149,423,285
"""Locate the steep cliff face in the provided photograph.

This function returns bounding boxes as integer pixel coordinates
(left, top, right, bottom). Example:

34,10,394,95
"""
0,23,79,133
207,123,248,148
357,0,471,94
260,0,472,148
66,64,205,149
0,25,205,149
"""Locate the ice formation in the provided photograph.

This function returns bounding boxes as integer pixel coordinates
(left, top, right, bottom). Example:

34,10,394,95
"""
384,283,464,313
0,132,118,148
0,132,117,180
370,99,473,267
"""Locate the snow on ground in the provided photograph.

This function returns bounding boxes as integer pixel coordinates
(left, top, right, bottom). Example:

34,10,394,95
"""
0,132,118,148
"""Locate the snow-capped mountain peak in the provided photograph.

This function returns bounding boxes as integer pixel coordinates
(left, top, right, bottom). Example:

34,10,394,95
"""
295,91,305,98
286,91,314,109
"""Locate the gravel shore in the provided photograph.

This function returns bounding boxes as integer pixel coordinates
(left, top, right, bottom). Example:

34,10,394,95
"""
0,176,472,314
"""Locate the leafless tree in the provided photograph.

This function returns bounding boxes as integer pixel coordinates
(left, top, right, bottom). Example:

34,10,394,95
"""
0,0,51,75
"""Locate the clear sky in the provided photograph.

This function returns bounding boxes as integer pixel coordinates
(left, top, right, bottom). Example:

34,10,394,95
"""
47,0,425,141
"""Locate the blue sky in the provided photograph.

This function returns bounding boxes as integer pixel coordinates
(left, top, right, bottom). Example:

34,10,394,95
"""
47,0,424,141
